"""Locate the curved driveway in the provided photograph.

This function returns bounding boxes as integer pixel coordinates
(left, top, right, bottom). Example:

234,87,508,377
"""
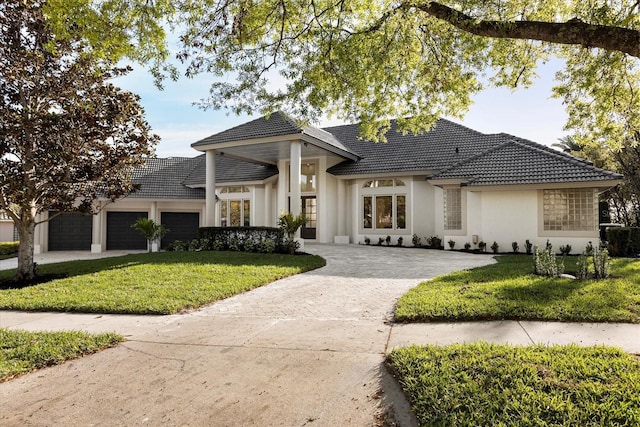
0,245,495,426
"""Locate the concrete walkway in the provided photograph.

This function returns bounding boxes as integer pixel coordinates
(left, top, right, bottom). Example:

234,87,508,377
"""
1,244,638,426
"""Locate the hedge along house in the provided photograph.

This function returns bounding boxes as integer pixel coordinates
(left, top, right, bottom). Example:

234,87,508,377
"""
34,111,622,253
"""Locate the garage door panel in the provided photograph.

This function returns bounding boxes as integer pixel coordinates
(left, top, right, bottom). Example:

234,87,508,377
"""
161,212,200,249
48,212,92,251
107,212,148,250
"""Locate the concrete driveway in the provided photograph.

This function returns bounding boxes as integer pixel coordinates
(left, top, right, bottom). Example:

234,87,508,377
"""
0,244,495,426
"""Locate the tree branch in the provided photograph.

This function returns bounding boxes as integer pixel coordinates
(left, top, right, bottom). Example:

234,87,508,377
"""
411,1,640,58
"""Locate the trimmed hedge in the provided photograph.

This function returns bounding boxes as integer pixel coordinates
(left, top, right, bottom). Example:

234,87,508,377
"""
0,241,19,256
167,227,286,253
607,227,640,257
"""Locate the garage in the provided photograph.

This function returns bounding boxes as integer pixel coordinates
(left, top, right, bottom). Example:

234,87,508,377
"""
161,212,200,249
106,211,148,250
48,212,92,251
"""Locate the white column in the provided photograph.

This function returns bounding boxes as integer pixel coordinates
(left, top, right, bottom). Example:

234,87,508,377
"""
150,201,159,252
91,202,103,253
290,141,302,218
337,179,346,235
205,150,216,226
276,159,287,216
264,182,273,226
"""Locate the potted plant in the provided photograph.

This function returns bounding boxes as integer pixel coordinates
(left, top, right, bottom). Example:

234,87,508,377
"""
131,218,168,252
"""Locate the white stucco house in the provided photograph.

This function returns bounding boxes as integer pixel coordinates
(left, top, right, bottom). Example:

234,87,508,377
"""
32,111,622,253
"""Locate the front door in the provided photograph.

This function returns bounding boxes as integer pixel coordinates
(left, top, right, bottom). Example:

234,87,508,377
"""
301,196,317,239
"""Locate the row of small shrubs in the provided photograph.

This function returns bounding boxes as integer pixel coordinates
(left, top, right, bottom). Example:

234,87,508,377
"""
533,244,610,279
167,226,287,254
0,241,19,256
607,227,640,257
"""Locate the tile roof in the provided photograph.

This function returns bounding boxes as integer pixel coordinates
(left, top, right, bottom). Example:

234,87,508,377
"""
182,154,278,187
325,119,508,175
191,111,357,158
131,157,205,199
429,139,622,186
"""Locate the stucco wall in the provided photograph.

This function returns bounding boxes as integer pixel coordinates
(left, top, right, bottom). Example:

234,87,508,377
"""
0,221,15,242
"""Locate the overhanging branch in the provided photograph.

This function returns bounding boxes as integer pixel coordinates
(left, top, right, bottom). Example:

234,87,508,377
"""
411,1,640,58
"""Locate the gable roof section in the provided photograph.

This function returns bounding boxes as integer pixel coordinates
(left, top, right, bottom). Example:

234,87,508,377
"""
429,139,622,186
131,157,206,199
326,119,508,175
183,154,278,187
191,111,358,161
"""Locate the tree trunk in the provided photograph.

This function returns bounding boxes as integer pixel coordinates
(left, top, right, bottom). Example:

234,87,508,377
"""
15,219,36,282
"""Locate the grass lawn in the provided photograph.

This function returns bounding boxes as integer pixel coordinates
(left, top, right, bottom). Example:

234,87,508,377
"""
395,256,640,323
1,328,123,381
0,251,325,314
387,343,640,427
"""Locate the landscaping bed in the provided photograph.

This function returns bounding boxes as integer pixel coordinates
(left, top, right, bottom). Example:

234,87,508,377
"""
395,255,640,323
1,329,123,382
387,343,640,427
0,251,325,314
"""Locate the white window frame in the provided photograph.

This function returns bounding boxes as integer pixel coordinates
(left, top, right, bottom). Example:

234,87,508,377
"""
360,178,408,233
218,186,252,227
539,188,599,237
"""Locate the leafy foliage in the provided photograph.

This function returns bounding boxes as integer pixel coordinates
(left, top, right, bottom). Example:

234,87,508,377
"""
533,246,564,277
388,343,640,427
278,212,307,254
0,1,158,281
131,218,168,250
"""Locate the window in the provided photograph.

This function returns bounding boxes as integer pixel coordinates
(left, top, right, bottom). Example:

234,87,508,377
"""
220,199,250,226
364,196,372,229
361,178,407,231
543,188,597,231
444,188,462,230
301,163,317,192
363,179,405,188
220,186,249,194
376,196,393,228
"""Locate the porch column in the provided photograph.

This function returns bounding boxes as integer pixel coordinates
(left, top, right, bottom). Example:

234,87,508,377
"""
91,201,103,253
264,182,273,226
289,141,302,220
337,179,346,236
205,149,216,226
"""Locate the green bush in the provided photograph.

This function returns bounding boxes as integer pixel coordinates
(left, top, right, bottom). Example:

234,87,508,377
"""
0,241,19,256
166,227,287,254
607,227,640,257
533,246,564,277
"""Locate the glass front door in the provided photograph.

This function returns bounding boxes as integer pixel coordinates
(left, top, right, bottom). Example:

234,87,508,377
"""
301,196,317,239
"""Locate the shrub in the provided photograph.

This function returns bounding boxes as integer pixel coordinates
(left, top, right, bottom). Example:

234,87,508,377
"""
512,241,519,253
559,244,572,256
196,226,284,254
412,234,422,247
131,218,168,252
397,236,403,247
491,241,499,253
545,239,553,252
426,235,442,249
464,242,471,251
165,240,189,251
533,246,564,277
385,235,391,246
448,239,456,250
524,239,533,255
0,241,19,256
593,248,611,279
575,254,589,279
377,237,384,246
278,212,307,255
585,241,594,256
607,227,640,257
364,236,371,245
478,241,486,252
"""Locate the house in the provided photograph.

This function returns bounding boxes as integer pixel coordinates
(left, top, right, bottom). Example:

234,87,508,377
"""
33,112,622,253
0,211,17,242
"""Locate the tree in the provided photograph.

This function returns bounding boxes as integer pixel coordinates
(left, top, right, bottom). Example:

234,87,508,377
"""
0,0,159,282
131,218,169,252
278,212,307,255
552,136,582,154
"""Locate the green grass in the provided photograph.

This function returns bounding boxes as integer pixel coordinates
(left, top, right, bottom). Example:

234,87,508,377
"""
0,241,18,259
388,343,640,427
1,328,123,381
395,256,640,323
0,251,325,314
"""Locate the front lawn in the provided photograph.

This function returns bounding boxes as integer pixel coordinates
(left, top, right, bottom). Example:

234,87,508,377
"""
395,256,640,323
1,328,123,381
0,251,325,314
387,343,640,427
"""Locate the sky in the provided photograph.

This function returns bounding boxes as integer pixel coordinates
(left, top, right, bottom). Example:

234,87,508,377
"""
115,58,570,158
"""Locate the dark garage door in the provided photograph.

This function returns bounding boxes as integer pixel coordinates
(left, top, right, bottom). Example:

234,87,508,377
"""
107,211,148,250
48,212,92,251
161,212,200,249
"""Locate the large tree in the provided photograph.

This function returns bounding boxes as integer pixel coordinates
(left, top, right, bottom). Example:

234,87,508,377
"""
0,0,158,282
42,1,640,148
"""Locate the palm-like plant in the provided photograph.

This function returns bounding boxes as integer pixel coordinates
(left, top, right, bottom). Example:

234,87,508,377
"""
131,218,168,252
278,211,307,254
552,136,582,153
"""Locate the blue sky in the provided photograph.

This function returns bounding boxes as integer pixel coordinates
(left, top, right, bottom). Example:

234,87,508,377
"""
115,59,569,158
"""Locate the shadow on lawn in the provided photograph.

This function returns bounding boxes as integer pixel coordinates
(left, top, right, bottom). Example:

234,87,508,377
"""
0,251,323,289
